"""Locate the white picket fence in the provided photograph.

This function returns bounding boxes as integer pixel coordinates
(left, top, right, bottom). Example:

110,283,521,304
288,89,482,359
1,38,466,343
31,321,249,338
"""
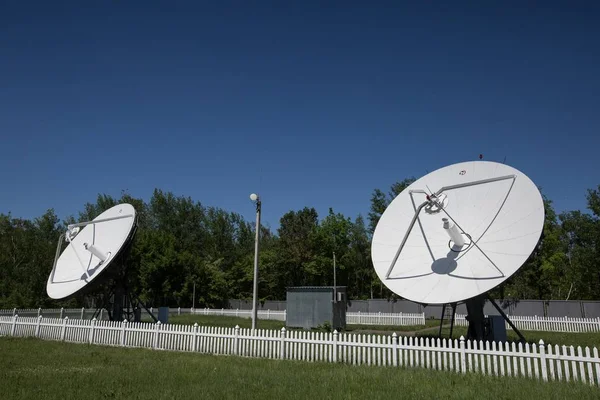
3,308,600,332
193,308,426,326
0,307,105,319
346,311,425,326
193,308,287,321
0,307,185,320
1,315,599,386
454,314,600,333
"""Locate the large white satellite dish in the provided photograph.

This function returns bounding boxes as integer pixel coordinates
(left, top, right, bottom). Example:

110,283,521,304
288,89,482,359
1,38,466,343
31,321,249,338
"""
371,160,544,305
47,203,137,300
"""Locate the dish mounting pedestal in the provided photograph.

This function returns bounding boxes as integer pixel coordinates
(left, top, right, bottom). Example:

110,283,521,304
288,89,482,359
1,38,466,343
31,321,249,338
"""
456,294,526,343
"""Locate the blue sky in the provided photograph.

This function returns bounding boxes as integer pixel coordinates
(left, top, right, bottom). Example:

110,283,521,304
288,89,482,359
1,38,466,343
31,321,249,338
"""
1,1,599,230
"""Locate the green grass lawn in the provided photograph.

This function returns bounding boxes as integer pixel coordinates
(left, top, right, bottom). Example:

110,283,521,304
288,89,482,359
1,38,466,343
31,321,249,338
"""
168,314,286,330
1,337,598,400
347,318,441,332
167,314,439,332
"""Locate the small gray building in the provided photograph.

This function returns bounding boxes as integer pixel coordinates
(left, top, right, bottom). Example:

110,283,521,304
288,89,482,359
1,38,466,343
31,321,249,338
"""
286,286,347,330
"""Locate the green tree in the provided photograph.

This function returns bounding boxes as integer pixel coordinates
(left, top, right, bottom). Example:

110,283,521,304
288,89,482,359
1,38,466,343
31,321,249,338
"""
276,207,319,287
3,180,600,309
500,196,570,300
368,178,415,234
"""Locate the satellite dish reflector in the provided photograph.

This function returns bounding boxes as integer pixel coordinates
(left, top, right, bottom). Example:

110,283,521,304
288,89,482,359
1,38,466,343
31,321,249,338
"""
371,161,544,305
47,203,137,300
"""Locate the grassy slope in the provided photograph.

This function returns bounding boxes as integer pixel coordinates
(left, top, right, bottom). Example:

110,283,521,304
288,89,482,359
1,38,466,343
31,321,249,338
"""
1,337,598,400
168,314,439,332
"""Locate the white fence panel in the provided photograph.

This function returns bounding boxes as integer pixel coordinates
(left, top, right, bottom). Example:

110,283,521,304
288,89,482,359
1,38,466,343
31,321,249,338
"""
192,308,287,322
346,311,425,326
192,308,426,326
454,314,600,333
4,308,600,332
2,315,599,386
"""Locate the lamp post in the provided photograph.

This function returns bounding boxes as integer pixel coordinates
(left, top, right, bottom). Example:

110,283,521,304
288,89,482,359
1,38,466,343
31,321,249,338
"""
332,232,337,304
333,250,337,303
192,282,196,310
250,193,261,330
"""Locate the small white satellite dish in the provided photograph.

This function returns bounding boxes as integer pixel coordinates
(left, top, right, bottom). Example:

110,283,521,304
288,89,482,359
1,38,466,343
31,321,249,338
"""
371,161,544,305
47,203,137,300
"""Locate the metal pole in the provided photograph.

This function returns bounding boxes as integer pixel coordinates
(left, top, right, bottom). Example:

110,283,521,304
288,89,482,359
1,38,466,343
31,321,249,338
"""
449,303,457,338
192,282,196,310
438,304,447,338
251,197,261,331
333,251,337,303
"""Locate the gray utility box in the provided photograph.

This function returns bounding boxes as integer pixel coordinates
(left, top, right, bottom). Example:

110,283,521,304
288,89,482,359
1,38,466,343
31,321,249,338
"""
158,307,169,324
286,286,347,330
486,315,507,343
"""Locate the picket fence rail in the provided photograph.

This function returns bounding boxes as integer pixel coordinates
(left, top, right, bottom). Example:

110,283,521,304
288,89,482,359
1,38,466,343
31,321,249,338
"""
1,315,599,386
454,314,600,333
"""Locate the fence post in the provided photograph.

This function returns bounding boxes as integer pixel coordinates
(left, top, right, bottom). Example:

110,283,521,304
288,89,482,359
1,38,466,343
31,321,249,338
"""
80,307,85,319
392,332,398,366
192,323,199,352
284,309,286,322
534,315,539,331
60,307,64,319
399,312,403,325
120,320,127,347
61,317,68,341
221,308,224,316
99,309,104,321
234,325,240,355
150,307,153,314
153,321,161,349
539,340,548,381
89,318,96,344
236,309,239,318
332,330,338,362
11,315,18,336
279,328,286,360
35,315,42,337
597,317,600,332
178,307,181,316
459,336,467,373
12,308,16,316
378,311,381,325
358,311,361,324
267,309,270,320
37,307,42,317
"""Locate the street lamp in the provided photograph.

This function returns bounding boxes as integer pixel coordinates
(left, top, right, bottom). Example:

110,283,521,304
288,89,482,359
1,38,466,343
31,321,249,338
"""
249,193,261,330
332,232,337,304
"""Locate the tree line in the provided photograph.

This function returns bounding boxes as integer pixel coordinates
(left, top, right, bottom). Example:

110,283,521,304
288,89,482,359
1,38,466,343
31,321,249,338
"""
1,180,599,309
